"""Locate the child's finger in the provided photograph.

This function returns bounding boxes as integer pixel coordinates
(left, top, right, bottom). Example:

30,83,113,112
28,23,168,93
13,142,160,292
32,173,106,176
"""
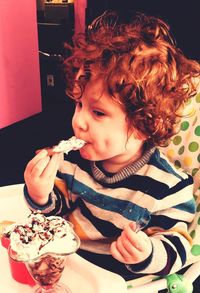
123,224,143,251
119,232,143,263
25,149,48,173
115,235,133,262
41,153,61,179
24,150,49,180
31,156,50,178
110,241,125,263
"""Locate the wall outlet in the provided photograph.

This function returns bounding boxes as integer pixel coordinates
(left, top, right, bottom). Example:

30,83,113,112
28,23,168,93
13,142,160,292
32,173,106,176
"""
47,74,54,87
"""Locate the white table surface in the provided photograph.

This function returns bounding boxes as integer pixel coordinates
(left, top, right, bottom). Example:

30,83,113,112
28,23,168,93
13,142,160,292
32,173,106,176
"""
0,184,127,293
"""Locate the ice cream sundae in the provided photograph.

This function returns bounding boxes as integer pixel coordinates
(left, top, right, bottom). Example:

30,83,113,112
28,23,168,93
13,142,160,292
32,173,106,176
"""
8,212,80,290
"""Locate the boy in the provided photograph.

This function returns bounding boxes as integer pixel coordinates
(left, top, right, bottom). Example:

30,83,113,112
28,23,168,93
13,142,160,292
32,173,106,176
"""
24,12,200,280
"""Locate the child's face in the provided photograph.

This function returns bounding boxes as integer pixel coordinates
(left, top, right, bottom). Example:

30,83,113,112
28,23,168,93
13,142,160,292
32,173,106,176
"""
72,77,144,171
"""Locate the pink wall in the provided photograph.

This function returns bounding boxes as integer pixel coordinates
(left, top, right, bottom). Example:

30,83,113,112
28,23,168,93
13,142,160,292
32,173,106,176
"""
0,0,42,129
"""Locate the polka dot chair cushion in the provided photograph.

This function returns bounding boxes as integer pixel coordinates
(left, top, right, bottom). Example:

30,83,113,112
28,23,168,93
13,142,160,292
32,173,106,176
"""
162,92,200,180
161,89,200,264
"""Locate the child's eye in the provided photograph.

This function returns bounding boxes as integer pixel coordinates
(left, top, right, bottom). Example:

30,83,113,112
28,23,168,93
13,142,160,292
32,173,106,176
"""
93,110,105,117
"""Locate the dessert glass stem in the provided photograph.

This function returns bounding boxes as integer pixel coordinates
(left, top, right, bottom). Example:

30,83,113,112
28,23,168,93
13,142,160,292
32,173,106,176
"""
32,282,71,293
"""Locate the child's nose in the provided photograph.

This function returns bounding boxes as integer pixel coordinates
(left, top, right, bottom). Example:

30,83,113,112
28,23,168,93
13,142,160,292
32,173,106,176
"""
72,110,88,132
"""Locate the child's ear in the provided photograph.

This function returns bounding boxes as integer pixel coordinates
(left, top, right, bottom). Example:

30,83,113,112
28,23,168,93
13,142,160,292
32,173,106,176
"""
136,132,148,141
131,128,148,141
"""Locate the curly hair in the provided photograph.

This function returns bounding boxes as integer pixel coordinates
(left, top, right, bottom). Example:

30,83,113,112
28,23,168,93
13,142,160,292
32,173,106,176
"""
64,11,200,146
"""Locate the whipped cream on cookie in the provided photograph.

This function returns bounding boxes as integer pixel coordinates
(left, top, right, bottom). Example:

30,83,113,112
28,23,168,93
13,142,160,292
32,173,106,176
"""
53,136,86,155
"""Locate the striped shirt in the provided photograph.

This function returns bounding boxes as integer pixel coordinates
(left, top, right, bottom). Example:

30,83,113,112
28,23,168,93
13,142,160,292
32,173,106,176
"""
24,147,196,276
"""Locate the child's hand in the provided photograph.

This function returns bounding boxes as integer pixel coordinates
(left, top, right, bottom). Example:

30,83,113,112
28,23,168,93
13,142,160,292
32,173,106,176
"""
110,222,152,264
24,149,61,205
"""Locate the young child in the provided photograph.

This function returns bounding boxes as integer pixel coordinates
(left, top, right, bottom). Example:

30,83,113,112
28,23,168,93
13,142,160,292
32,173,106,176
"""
24,12,200,280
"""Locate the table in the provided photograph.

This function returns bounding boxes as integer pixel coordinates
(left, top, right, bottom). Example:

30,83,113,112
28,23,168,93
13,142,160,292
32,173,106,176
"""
0,184,127,292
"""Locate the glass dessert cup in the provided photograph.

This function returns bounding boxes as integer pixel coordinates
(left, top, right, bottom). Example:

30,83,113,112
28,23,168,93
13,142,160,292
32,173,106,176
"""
26,251,72,293
8,230,80,293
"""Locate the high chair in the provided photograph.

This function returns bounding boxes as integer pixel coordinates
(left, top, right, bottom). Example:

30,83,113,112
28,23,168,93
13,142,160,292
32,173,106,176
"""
126,82,200,292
